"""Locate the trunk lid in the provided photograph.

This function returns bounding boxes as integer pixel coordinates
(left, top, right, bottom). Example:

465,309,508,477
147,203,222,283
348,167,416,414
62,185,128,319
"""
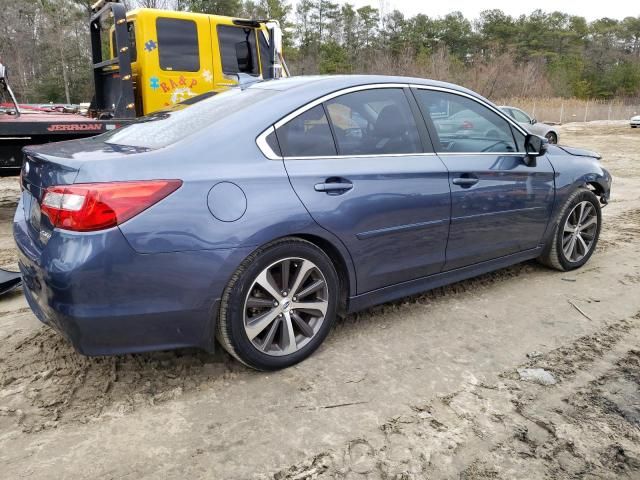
22,151,80,196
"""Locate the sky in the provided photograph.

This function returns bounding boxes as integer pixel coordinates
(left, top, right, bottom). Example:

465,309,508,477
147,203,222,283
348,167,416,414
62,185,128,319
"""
336,0,637,21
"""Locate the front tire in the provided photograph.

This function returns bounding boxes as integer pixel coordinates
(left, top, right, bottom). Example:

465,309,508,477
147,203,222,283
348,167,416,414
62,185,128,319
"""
216,238,339,370
545,132,558,144
538,188,601,271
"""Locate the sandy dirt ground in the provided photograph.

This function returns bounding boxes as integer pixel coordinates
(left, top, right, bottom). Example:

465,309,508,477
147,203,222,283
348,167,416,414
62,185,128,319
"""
0,122,639,479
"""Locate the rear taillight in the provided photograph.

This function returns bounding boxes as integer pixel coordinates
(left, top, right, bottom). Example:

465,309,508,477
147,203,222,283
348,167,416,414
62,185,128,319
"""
41,180,182,232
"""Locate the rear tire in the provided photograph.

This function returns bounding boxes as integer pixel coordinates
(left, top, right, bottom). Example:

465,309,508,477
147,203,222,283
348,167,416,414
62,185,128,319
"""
216,237,339,370
538,188,601,271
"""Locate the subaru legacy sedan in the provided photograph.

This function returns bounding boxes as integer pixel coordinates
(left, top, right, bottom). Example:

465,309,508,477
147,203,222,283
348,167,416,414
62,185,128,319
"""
14,76,611,370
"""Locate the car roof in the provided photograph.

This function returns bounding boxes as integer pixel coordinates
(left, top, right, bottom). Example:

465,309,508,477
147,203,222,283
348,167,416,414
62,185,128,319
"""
250,74,489,102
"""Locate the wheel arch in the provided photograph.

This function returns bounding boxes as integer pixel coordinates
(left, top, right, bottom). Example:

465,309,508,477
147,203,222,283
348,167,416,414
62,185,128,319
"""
540,177,603,248
585,180,605,197
290,233,354,315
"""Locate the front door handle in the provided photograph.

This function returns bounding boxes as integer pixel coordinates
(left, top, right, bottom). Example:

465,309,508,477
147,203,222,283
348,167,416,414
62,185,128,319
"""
452,177,479,187
314,180,353,193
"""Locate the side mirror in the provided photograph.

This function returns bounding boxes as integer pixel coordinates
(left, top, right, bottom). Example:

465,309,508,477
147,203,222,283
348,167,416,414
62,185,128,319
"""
530,118,537,125
0,63,6,82
524,134,548,166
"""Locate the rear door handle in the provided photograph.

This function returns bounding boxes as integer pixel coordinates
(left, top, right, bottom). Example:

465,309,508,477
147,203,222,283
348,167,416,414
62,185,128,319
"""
452,177,479,187
314,181,353,193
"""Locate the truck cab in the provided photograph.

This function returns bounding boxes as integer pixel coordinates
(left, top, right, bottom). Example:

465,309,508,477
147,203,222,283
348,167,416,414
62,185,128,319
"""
93,0,287,118
0,0,287,172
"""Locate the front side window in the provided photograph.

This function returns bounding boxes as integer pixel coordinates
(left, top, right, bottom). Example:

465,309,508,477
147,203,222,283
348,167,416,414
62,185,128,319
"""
324,88,422,155
276,105,337,157
218,25,259,76
415,90,518,153
157,18,200,72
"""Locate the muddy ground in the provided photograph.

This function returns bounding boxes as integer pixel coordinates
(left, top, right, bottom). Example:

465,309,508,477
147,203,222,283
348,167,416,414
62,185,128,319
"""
1,122,639,479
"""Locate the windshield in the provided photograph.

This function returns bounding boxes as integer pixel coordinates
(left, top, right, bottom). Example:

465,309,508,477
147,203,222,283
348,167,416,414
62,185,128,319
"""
102,87,275,149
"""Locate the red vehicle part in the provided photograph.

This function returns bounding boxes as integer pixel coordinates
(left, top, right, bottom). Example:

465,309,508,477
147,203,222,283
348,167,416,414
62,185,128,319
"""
0,112,126,175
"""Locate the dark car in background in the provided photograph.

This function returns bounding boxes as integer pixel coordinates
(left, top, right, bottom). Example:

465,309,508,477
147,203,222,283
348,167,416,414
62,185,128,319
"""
14,75,611,370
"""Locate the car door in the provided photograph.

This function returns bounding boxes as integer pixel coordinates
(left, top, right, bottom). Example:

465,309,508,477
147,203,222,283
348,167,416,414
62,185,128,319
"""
275,86,451,294
413,88,555,271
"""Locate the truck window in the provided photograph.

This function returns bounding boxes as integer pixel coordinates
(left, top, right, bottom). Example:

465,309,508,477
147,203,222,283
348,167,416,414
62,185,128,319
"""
217,25,259,76
157,18,200,72
111,22,137,62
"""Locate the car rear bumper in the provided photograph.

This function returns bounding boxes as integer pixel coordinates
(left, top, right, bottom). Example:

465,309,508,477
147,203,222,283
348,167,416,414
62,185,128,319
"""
14,196,252,356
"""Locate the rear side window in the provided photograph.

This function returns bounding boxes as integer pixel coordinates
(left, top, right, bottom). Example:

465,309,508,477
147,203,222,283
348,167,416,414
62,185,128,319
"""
414,90,517,154
324,88,421,155
218,25,259,76
265,130,281,156
157,18,200,72
276,105,337,157
511,108,531,123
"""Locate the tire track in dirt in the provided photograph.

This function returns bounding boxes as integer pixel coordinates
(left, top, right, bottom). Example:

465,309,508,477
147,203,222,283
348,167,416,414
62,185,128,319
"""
0,327,245,433
266,314,640,480
597,207,640,254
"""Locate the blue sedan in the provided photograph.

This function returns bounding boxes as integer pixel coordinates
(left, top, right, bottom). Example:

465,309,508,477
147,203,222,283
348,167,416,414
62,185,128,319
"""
14,76,612,370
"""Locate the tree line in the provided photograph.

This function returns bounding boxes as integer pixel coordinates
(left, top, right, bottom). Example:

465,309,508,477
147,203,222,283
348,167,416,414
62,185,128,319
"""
1,0,639,104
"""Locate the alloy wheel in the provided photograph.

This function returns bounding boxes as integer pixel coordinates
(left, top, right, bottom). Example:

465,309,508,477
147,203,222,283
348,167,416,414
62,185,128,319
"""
243,257,329,356
562,201,598,262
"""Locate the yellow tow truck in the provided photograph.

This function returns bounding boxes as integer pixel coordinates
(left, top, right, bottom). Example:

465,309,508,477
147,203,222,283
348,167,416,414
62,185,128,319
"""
91,0,288,118
1,0,287,172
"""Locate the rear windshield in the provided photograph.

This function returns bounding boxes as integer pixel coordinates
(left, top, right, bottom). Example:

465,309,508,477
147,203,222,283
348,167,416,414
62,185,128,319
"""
102,87,275,149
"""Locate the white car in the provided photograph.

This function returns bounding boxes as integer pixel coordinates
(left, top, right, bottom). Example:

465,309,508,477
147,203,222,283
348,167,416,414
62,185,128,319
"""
631,115,640,128
500,106,559,144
